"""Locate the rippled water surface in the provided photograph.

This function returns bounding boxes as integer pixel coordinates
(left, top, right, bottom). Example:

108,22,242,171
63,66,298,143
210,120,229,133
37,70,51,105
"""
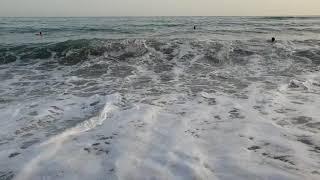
0,17,320,180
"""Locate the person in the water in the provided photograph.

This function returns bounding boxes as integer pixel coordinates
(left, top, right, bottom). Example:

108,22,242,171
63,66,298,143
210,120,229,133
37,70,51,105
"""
36,32,43,36
271,37,275,42
194,25,196,30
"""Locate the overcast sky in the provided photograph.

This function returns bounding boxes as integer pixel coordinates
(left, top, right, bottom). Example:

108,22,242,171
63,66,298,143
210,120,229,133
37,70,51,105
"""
0,0,319,17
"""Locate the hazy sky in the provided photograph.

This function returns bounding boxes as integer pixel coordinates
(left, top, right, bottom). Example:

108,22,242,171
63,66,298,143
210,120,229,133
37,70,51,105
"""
0,0,319,17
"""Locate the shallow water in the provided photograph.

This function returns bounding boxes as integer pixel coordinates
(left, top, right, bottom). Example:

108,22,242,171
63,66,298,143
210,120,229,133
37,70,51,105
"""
0,17,320,180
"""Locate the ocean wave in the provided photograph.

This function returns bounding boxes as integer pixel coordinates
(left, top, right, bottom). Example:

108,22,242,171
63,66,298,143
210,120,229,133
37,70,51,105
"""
1,17,320,180
0,38,319,67
0,22,183,34
253,16,320,20
285,27,320,33
0,27,139,34
293,48,320,64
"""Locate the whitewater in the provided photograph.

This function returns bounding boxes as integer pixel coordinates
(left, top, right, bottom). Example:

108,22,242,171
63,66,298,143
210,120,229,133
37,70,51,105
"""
0,17,319,180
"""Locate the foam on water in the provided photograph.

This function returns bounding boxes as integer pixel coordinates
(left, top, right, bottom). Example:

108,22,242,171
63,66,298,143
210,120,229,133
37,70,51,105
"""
14,94,120,180
0,17,320,180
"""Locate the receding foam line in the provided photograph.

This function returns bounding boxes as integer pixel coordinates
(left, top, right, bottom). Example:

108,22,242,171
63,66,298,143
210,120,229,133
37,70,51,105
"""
14,94,120,180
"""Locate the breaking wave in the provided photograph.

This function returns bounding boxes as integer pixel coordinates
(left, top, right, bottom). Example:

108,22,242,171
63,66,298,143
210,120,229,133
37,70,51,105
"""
1,38,320,67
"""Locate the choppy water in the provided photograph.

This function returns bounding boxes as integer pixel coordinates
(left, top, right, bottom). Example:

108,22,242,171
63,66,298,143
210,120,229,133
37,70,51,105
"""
0,17,320,180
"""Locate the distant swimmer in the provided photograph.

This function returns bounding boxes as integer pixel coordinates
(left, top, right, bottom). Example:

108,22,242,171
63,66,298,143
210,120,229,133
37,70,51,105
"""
271,37,275,42
36,32,43,36
194,25,196,30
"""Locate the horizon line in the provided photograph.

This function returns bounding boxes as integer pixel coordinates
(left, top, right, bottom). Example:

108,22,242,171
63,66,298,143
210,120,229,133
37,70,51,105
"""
1,15,320,18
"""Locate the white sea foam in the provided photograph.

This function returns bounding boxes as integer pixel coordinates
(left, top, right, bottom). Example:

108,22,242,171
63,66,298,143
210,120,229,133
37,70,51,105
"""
0,24,319,180
13,94,120,180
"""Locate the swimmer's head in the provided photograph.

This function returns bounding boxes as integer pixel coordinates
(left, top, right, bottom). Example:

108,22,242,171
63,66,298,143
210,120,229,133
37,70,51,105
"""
271,37,275,42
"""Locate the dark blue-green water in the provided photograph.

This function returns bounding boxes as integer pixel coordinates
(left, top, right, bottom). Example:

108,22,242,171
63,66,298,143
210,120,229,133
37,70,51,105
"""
1,17,319,45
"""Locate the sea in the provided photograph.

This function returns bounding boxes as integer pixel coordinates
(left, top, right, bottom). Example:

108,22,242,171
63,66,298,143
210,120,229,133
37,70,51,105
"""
0,17,320,180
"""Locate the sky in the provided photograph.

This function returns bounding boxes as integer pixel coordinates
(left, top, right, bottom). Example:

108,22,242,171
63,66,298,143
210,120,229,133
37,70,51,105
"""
0,0,319,17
